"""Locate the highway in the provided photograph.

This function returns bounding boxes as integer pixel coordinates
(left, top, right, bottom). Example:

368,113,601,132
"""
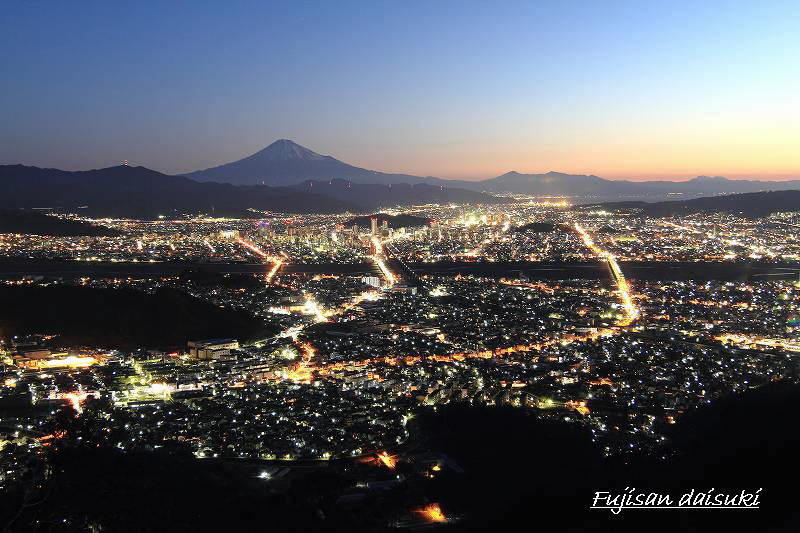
574,223,639,326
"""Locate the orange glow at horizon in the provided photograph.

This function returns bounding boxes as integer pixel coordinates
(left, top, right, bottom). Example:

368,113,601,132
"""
364,127,800,182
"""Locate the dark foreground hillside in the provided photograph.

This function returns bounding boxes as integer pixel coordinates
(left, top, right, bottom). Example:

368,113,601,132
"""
423,383,800,532
0,284,277,348
0,209,121,237
2,383,798,532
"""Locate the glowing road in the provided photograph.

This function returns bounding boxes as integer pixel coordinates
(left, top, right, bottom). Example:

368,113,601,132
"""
574,223,639,326
236,237,283,282
371,236,397,286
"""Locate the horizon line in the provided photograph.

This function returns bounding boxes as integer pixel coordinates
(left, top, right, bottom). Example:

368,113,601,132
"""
3,160,800,184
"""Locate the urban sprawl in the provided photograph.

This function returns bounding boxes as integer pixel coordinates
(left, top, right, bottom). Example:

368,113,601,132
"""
2,200,799,526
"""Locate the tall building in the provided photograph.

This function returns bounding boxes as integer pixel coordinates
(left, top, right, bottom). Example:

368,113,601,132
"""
370,216,378,235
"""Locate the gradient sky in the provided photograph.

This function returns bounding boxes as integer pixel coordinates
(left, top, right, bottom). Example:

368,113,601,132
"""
1,0,798,180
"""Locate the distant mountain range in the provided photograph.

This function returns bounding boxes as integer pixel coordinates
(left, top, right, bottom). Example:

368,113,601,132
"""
0,164,357,218
0,163,503,219
4,140,799,220
593,190,800,218
186,139,800,199
477,171,800,199
187,139,441,186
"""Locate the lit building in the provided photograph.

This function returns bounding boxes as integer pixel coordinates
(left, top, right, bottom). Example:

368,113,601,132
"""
362,275,382,288
187,339,239,360
218,230,240,240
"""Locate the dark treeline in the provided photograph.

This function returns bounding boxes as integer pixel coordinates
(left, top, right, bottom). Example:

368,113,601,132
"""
0,209,121,237
0,284,277,349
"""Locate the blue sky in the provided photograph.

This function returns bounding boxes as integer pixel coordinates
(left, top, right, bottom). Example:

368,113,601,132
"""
1,0,798,179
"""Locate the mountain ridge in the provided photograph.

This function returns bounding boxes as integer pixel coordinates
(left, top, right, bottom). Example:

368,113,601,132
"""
6,140,800,207
185,140,800,198
187,139,445,187
0,164,359,217
0,163,505,218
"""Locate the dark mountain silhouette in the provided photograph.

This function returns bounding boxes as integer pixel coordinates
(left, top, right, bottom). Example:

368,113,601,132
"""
0,164,359,218
479,170,625,195
185,140,800,199
7,141,799,210
288,179,507,208
477,170,800,199
0,164,503,218
0,209,121,236
593,190,800,218
187,139,445,186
